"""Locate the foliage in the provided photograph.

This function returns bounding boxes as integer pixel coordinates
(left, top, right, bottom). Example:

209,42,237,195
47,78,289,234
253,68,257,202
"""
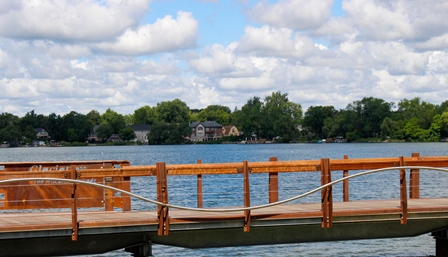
133,105,156,125
101,108,126,134
96,124,114,140
196,105,231,125
119,127,136,141
148,122,191,145
303,106,337,139
1,94,448,146
155,99,190,124
261,91,302,141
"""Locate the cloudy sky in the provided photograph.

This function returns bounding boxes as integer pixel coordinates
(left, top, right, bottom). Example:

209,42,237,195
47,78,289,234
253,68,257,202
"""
1,0,447,117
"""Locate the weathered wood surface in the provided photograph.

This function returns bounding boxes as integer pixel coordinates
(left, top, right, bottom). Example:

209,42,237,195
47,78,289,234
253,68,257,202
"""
1,198,447,233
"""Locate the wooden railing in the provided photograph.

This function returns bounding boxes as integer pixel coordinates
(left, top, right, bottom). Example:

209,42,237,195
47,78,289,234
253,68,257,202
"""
1,153,448,238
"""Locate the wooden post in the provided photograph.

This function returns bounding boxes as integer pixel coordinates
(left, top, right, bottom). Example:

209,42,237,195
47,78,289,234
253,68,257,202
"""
104,177,114,211
399,156,408,224
320,158,333,228
243,160,251,232
156,162,169,236
268,157,278,203
343,154,349,202
197,160,203,208
70,165,79,241
409,152,420,199
121,162,132,211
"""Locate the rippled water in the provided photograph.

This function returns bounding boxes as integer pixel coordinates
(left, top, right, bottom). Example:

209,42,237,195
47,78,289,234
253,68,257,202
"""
1,142,448,256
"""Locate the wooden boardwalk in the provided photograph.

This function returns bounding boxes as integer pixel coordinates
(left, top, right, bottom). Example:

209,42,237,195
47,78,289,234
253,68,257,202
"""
2,198,448,233
1,156,448,256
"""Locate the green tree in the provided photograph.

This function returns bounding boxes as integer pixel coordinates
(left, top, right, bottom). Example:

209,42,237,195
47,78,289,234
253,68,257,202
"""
96,124,114,140
62,111,94,142
0,124,22,145
133,105,156,125
261,91,302,142
46,113,64,141
155,99,190,123
345,97,393,138
119,127,136,141
101,108,126,134
441,112,448,138
240,97,263,139
86,110,101,125
197,105,231,125
380,117,395,138
148,122,190,144
19,110,48,131
397,98,435,129
303,106,337,139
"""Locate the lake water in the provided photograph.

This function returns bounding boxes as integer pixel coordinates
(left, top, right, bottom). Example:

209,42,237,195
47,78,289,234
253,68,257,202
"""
1,142,448,256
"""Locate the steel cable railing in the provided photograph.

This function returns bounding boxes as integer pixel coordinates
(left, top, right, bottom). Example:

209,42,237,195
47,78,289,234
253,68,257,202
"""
1,166,448,213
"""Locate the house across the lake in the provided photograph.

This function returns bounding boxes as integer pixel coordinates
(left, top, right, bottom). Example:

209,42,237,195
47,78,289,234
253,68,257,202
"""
34,128,49,139
190,121,223,142
130,124,151,143
222,125,240,137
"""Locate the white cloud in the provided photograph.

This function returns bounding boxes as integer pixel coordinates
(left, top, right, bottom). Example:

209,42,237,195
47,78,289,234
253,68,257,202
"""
0,0,150,42
0,0,448,116
248,0,332,30
237,26,318,58
96,11,198,55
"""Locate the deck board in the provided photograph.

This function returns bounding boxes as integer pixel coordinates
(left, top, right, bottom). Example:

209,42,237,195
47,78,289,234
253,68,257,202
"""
1,198,448,233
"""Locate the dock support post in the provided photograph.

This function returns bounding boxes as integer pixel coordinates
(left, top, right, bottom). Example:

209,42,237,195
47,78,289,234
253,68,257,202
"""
432,230,448,257
125,240,153,257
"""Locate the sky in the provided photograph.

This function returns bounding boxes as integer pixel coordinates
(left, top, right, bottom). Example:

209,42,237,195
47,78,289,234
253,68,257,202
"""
0,0,448,117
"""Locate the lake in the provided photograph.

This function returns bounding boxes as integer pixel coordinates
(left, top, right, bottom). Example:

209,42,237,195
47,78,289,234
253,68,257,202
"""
1,142,448,256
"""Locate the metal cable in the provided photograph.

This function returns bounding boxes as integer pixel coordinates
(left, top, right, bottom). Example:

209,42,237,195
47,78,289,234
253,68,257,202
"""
0,166,447,213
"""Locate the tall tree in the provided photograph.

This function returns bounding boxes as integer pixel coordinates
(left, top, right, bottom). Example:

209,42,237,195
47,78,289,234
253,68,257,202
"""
261,91,302,142
133,105,156,125
240,96,263,139
197,105,231,125
155,99,190,124
86,110,101,125
101,108,126,134
397,98,435,129
345,97,393,138
303,106,337,139
62,111,94,142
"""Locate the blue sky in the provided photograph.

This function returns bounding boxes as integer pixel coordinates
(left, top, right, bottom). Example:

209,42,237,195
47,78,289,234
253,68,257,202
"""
0,0,447,116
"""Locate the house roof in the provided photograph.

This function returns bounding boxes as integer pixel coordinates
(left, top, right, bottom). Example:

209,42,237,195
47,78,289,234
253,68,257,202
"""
190,121,222,128
130,124,151,131
34,128,45,133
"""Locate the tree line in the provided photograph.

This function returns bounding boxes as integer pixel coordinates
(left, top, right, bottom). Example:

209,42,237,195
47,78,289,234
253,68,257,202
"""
1,91,447,145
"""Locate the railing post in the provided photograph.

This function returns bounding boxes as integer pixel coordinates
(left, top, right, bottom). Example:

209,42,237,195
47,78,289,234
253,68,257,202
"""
410,152,420,199
320,158,333,228
243,160,251,232
70,165,79,241
156,162,169,236
399,156,408,224
104,177,114,211
121,162,132,211
197,160,203,208
269,157,278,203
343,154,349,202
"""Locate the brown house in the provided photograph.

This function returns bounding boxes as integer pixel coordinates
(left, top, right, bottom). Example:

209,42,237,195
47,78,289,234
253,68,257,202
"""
222,126,240,137
190,121,223,142
34,128,49,139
